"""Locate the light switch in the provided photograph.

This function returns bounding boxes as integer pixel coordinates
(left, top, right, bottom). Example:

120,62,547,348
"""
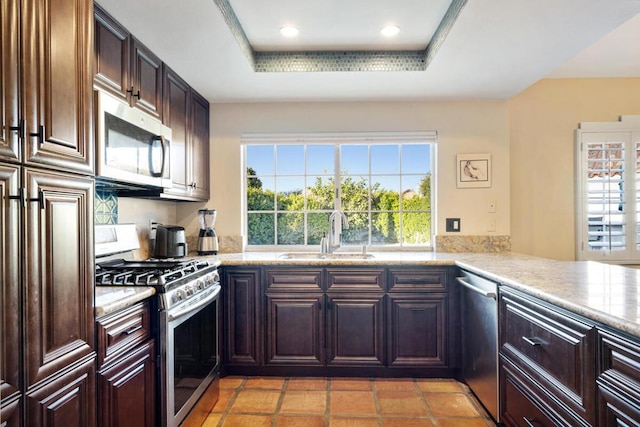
446,218,461,232
488,200,497,213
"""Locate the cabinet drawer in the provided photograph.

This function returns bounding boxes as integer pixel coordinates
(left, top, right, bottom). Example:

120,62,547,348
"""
500,289,596,424
97,300,151,368
326,268,385,292
388,268,447,292
501,356,589,427
265,268,323,292
597,329,640,425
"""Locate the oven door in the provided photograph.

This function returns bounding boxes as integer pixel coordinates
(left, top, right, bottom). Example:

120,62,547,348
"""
159,285,221,427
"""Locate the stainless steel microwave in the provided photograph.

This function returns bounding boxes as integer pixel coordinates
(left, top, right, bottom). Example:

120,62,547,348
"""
95,90,172,189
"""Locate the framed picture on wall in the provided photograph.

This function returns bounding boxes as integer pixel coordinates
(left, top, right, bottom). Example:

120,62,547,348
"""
457,153,491,188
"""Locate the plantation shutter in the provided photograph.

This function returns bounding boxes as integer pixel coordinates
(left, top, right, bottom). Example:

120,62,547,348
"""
576,118,640,262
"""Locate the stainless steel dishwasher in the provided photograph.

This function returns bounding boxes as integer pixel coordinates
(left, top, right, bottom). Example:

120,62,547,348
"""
457,269,500,423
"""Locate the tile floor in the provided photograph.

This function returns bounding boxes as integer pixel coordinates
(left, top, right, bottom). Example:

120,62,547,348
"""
203,376,496,426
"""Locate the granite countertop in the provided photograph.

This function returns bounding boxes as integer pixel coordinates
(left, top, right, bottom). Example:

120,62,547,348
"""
211,251,640,338
93,250,640,339
95,286,156,318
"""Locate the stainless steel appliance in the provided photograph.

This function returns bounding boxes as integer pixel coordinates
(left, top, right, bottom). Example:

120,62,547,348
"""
197,209,219,255
457,269,500,423
155,224,188,258
95,224,221,427
95,90,172,189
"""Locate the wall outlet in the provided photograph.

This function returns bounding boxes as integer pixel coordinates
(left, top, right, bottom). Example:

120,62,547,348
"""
149,220,158,240
488,216,496,232
446,218,461,232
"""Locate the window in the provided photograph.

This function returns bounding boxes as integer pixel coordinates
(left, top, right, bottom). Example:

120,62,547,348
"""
576,116,640,262
242,132,435,249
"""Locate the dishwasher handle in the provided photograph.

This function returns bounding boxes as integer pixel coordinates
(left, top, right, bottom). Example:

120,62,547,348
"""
456,277,497,300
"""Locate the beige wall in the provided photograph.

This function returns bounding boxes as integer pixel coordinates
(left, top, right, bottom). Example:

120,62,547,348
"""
508,78,640,260
175,101,511,247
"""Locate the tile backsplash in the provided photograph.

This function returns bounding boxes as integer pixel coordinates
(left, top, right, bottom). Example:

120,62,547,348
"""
95,190,118,225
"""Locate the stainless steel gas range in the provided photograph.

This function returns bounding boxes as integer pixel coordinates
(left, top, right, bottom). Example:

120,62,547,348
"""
96,224,221,427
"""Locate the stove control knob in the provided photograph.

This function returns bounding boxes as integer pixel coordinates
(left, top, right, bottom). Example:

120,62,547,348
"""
172,290,185,304
184,284,194,296
195,279,205,291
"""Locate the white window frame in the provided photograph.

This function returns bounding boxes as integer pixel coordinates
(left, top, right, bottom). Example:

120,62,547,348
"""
576,116,640,263
241,131,437,252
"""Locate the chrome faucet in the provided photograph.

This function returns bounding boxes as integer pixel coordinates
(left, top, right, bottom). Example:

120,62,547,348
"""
323,210,349,253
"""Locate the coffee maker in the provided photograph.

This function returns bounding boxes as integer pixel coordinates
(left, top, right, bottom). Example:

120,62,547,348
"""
197,209,219,255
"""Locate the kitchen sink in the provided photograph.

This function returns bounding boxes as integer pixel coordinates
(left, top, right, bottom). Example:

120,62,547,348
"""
278,252,375,260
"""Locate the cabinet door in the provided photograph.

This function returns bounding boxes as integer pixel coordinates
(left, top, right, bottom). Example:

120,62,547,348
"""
23,169,94,388
224,268,262,366
21,0,94,174
598,381,640,427
130,37,162,120
93,4,130,101
0,0,21,162
25,356,96,427
326,293,385,367
98,340,155,427
163,65,191,198
387,293,448,368
265,293,324,366
0,164,20,420
189,90,210,200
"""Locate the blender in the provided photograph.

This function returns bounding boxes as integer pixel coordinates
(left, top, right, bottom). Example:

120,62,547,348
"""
197,209,219,255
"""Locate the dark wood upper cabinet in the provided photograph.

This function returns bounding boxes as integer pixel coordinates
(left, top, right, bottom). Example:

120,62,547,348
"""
21,0,94,174
93,4,129,102
162,65,210,201
163,65,191,197
94,5,162,121
130,37,163,120
189,90,210,200
0,164,21,425
0,0,21,162
23,168,95,389
1,0,93,172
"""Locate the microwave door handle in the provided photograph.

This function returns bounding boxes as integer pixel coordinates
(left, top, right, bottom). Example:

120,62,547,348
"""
149,135,166,178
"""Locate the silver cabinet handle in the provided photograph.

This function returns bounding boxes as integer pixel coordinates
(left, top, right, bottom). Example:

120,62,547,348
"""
456,277,497,300
523,417,537,427
522,336,543,347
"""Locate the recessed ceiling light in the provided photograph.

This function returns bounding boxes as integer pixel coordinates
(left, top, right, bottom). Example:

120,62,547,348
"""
280,26,299,37
381,25,400,37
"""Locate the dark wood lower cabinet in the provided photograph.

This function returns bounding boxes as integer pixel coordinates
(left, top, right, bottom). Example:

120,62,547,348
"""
97,340,155,427
225,268,263,367
597,329,640,426
387,293,448,368
25,356,96,427
326,293,385,367
265,293,324,366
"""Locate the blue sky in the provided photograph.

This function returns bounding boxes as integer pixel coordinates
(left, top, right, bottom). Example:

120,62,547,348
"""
247,144,431,193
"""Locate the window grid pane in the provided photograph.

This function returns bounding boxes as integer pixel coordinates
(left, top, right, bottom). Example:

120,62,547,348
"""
246,142,432,247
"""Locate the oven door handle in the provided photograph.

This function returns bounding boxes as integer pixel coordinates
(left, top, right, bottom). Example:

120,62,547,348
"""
168,286,221,322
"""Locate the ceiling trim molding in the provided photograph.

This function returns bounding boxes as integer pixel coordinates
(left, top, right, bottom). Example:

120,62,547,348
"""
213,0,467,73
